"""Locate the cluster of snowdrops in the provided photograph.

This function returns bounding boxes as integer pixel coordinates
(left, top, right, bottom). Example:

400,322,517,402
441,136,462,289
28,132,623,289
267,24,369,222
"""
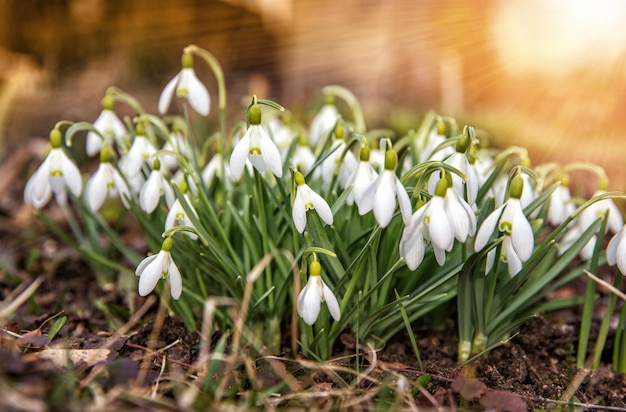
23,45,626,362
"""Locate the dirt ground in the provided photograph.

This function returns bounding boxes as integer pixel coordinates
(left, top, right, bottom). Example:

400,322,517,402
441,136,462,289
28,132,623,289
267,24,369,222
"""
2,222,625,411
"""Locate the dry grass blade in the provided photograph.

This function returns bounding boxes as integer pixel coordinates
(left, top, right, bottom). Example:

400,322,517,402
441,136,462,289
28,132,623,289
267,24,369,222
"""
0,275,43,321
585,270,626,301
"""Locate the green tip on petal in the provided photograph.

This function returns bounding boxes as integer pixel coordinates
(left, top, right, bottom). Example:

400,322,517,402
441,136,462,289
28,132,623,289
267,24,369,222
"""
435,175,448,197
359,145,370,162
181,52,193,69
248,102,262,126
509,174,524,199
310,260,321,277
295,170,305,186
102,94,115,111
49,129,62,148
162,237,174,252
384,149,397,171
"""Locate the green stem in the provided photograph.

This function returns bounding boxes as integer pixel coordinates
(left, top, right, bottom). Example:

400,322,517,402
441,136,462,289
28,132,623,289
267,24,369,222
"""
592,272,621,368
254,171,274,310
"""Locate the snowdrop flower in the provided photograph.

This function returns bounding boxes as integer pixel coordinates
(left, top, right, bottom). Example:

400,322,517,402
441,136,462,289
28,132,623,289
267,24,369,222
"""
297,260,341,325
309,98,340,147
289,136,316,174
474,174,534,276
399,204,428,270
418,125,453,164
139,159,175,214
230,100,282,180
86,95,127,157
135,237,182,299
428,130,478,205
159,130,192,171
292,171,333,233
165,181,198,239
359,148,412,228
423,175,477,265
547,181,575,226
202,151,232,189
559,190,623,260
607,224,626,275
84,145,131,211
121,124,157,178
318,136,358,190
345,145,378,207
158,52,210,116
24,129,82,208
265,115,295,158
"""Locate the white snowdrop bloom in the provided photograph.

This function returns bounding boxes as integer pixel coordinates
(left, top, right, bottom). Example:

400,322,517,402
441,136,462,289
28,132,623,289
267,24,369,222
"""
399,206,428,270
359,149,412,228
135,237,182,299
607,224,626,275
309,102,340,147
159,131,191,171
493,173,537,209
292,171,333,233
122,129,157,178
418,128,453,163
547,183,575,226
318,139,358,190
265,115,295,157
202,152,232,189
290,143,316,174
139,160,175,214
297,261,341,325
369,147,385,172
84,149,131,211
158,53,210,116
428,132,479,205
24,130,82,209
558,190,623,260
165,188,198,239
474,175,534,276
86,96,127,157
230,102,282,180
345,146,378,207
421,175,477,265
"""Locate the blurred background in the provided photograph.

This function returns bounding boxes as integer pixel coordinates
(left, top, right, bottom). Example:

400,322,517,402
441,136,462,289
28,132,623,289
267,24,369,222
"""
1,0,626,190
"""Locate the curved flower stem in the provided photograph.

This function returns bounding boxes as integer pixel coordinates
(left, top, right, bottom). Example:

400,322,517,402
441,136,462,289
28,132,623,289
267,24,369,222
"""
106,86,146,115
323,85,366,133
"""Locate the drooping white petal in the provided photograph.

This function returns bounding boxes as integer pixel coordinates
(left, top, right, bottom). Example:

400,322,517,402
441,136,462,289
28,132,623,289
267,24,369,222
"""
60,152,83,197
322,283,341,321
432,244,447,266
309,189,333,226
615,232,626,274
259,128,283,177
111,168,131,208
425,197,454,252
358,173,381,215
158,72,181,114
137,254,163,296
502,237,523,276
511,202,534,261
292,189,308,233
373,172,396,228
25,159,52,209
168,260,183,299
180,68,210,116
139,171,163,213
474,205,504,252
297,277,322,325
309,104,339,146
606,227,623,266
86,166,108,211
395,177,413,225
400,228,426,271
230,130,251,181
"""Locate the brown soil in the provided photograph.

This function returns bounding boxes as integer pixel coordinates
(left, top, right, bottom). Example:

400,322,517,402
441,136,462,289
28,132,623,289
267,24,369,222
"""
2,227,625,411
